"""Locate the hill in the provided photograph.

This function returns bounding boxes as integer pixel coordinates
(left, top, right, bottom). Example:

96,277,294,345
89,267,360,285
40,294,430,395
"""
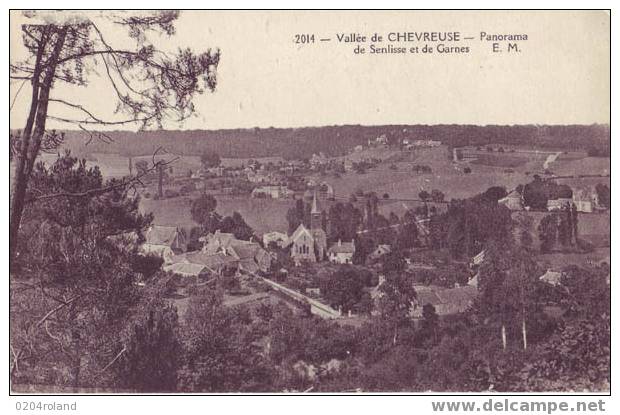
35,124,610,160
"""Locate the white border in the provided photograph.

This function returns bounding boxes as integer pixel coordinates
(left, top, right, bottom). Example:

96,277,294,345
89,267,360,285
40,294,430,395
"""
3,4,616,415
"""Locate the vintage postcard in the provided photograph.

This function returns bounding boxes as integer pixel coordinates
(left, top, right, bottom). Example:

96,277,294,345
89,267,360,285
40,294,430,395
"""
9,9,610,399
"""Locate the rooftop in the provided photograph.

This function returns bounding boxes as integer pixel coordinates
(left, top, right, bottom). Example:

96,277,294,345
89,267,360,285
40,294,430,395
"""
328,241,356,254
144,226,182,247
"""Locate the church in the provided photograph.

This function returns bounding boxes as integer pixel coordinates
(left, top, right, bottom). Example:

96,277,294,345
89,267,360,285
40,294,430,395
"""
284,192,327,263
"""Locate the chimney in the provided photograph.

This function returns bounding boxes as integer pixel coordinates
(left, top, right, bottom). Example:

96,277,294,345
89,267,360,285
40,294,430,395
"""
157,164,163,198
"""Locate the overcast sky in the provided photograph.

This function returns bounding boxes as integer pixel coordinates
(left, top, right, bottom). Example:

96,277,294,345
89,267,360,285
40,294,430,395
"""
10,10,610,130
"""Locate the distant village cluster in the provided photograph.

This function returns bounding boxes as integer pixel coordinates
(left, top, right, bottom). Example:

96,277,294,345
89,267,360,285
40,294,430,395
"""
135,133,443,202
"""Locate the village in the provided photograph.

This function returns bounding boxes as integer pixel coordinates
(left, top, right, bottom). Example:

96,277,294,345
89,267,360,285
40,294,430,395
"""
129,132,611,326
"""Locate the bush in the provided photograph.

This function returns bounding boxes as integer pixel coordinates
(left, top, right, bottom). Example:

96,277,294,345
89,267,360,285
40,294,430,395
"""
164,189,180,198
576,238,595,253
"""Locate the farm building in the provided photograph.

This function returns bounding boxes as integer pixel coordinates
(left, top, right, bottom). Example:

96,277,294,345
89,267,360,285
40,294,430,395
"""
327,240,356,264
141,225,188,263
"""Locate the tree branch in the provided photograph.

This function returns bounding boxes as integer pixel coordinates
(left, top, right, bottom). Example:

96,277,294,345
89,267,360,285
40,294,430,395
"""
101,347,126,372
36,294,83,328
25,149,178,204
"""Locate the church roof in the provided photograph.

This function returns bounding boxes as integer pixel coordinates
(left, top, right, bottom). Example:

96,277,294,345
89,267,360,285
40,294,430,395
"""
286,223,313,245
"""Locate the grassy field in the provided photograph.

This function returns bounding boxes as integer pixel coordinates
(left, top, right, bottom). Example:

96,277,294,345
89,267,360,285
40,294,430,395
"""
139,193,295,235
469,154,529,168
549,156,610,176
325,158,529,202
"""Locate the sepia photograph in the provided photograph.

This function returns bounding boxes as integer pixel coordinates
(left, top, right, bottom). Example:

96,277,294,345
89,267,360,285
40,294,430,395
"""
8,8,611,400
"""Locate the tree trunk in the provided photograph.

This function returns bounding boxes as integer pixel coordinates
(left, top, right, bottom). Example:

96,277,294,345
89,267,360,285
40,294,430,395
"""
9,27,67,267
9,45,45,267
501,324,507,350
522,318,528,350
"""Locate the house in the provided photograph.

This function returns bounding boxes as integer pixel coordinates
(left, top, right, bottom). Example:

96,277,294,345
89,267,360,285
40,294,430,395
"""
547,198,572,211
163,262,211,279
370,275,418,316
201,230,272,273
411,284,478,317
164,251,239,275
284,192,327,263
281,165,295,176
468,273,479,288
471,250,485,267
263,231,288,248
498,190,524,211
310,152,328,168
142,225,188,263
227,243,272,273
367,244,391,262
207,166,225,177
328,240,355,264
411,139,442,147
343,159,354,172
319,182,335,199
368,134,388,147
247,171,271,184
201,231,237,254
376,134,388,145
572,187,598,213
251,185,290,199
539,269,563,286
162,262,212,286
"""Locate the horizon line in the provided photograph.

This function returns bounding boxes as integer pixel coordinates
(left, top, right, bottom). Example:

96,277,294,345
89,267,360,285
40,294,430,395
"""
9,122,611,134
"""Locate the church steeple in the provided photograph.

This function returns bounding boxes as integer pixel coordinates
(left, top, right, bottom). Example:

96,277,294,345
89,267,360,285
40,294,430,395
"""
310,191,321,230
311,191,319,214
